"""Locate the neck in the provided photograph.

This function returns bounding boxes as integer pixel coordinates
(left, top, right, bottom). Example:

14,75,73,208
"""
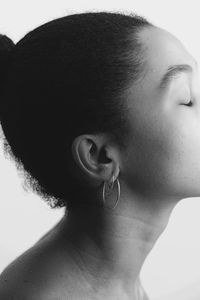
60,189,179,299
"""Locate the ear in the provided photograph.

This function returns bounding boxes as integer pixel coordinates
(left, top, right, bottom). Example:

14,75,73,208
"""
71,134,120,186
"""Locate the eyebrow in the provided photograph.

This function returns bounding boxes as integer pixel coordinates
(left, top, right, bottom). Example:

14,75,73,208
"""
158,64,193,90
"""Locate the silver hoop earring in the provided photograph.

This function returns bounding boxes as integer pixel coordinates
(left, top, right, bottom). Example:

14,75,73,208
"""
102,175,121,209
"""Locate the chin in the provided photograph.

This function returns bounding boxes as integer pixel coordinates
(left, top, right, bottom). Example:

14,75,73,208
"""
175,187,200,200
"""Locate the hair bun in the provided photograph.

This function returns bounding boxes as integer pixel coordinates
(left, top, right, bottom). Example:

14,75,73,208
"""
0,34,14,51
0,34,15,81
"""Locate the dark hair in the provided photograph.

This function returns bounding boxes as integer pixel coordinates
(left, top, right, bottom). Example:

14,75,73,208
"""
0,34,15,83
0,12,152,210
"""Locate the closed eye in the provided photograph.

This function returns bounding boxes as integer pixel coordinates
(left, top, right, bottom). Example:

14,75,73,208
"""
182,100,193,107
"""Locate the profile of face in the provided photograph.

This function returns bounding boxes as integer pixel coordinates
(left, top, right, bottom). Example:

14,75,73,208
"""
122,26,200,202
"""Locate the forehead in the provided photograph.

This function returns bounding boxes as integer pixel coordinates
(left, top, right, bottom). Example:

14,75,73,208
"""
125,26,197,113
138,26,196,78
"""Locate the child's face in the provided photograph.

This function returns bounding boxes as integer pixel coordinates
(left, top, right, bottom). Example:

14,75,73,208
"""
122,26,200,201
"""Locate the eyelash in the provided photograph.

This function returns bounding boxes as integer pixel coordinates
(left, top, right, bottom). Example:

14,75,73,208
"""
184,99,193,107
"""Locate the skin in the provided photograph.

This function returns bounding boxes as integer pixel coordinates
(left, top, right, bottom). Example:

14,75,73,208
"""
1,25,200,300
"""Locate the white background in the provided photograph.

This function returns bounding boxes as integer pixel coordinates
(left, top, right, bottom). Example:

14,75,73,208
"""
1,1,200,299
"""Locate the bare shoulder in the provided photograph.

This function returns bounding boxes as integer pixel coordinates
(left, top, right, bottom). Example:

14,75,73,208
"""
0,248,45,299
0,231,80,299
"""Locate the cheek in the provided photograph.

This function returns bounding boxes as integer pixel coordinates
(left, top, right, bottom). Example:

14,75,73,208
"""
123,110,200,198
162,113,200,196
123,111,172,197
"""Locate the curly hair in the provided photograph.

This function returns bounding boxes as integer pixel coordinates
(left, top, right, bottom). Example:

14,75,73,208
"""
0,11,152,210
